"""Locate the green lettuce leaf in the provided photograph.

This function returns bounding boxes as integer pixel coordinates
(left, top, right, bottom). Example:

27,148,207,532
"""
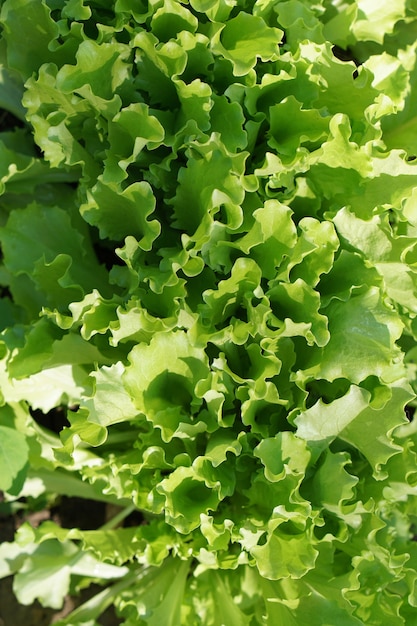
0,0,417,624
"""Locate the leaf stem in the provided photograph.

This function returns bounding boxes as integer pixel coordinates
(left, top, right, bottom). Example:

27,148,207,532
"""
99,504,136,531
28,467,132,507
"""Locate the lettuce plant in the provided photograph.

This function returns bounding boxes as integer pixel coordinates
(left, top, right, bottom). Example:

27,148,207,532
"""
1,0,417,623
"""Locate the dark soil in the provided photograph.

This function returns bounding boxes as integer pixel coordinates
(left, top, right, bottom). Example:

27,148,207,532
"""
0,496,123,626
0,403,123,626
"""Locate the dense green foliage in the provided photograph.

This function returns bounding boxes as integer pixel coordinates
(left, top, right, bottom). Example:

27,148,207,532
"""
1,0,417,623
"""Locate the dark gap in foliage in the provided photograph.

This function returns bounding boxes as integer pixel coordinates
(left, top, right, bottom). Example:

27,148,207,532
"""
210,59,241,96
206,342,221,364
246,143,270,173
251,295,263,307
82,18,104,40
185,268,218,309
277,409,296,434
51,496,107,531
232,305,249,324
93,238,126,271
54,34,66,47
260,276,270,293
233,397,242,420
387,208,398,227
0,285,13,300
360,375,392,404
0,493,15,539
0,110,25,132
49,7,62,22
331,46,361,79
331,45,361,67
257,532,267,546
405,405,415,421
0,498,121,626
269,185,287,196
216,204,231,225
122,508,147,527
126,159,154,186
30,406,70,434
33,143,44,160
314,513,341,540
89,227,125,269
114,28,132,45
187,559,199,578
